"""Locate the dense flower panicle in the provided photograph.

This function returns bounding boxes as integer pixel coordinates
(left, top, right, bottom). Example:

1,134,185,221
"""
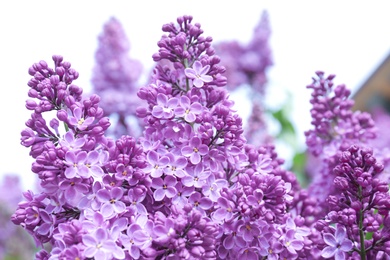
91,16,144,138
305,71,376,157
214,10,273,92
314,145,390,259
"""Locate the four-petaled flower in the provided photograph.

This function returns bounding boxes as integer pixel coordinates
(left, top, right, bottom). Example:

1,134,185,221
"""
151,175,177,201
174,96,202,122
68,107,95,130
184,61,213,88
96,187,126,218
321,224,353,260
152,93,178,119
181,136,209,164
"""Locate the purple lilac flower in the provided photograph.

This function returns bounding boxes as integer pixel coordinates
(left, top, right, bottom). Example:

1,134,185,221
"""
181,164,210,188
91,16,143,138
321,224,353,259
151,175,177,201
144,150,170,178
181,136,208,164
96,187,126,218
174,95,203,122
151,93,179,119
184,61,213,88
82,227,125,259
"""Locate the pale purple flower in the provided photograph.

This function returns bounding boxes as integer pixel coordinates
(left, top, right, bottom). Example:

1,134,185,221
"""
201,174,228,201
181,164,210,188
256,154,273,175
151,175,177,201
68,106,95,130
212,197,235,222
59,130,85,150
133,219,156,250
281,229,304,255
127,189,147,215
238,221,260,242
58,177,89,204
120,224,142,259
64,150,105,179
144,150,170,178
96,187,126,218
223,220,247,250
164,153,188,178
184,61,213,88
174,96,202,122
321,224,353,260
203,149,225,172
153,217,176,244
82,227,125,260
171,182,194,207
181,136,209,164
151,93,178,119
188,191,213,213
78,181,103,210
64,150,87,178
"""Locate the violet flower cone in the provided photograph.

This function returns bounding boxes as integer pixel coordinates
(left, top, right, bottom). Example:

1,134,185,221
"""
91,16,144,138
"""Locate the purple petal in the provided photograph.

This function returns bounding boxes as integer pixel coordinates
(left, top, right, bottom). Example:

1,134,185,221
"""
321,246,337,258
339,239,353,251
147,150,158,164
82,234,97,247
201,74,213,83
84,247,98,258
90,165,104,178
113,201,126,213
111,187,124,200
180,96,190,107
185,113,196,123
223,236,234,250
165,187,177,198
184,68,196,78
156,93,168,105
151,178,164,188
181,176,194,187
198,145,209,155
190,102,202,113
101,204,114,218
190,153,201,164
335,250,346,260
335,225,346,243
154,188,165,201
193,78,204,88
96,189,110,202
95,228,107,241
181,146,193,157
323,233,337,247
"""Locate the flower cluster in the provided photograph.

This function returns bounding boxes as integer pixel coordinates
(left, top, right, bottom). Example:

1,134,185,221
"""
315,145,390,259
91,16,144,138
11,14,390,260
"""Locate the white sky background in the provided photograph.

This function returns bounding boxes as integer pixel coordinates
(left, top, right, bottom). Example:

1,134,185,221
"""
1,1,390,190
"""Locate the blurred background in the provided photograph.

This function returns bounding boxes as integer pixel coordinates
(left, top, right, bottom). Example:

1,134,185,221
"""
1,0,390,258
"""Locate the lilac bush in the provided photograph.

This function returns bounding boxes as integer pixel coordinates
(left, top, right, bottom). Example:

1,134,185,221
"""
11,15,390,260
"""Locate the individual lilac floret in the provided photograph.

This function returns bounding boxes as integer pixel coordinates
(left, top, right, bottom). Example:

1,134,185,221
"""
321,224,353,260
82,227,125,259
184,61,213,88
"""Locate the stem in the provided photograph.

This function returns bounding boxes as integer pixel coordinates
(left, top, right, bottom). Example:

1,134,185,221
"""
358,185,366,260
64,122,69,132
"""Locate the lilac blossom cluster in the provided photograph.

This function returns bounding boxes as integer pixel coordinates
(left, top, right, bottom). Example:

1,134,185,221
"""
91,16,144,138
11,15,390,260
0,175,37,258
